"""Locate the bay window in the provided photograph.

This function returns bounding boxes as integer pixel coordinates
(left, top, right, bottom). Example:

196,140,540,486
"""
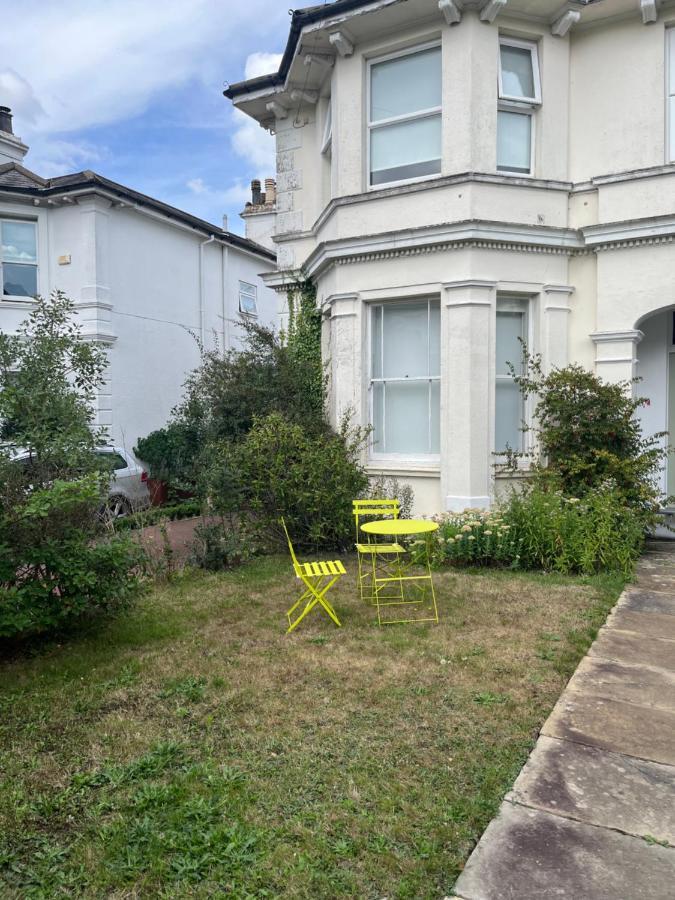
1,219,37,298
369,44,442,187
495,299,527,452
370,299,440,456
497,37,540,176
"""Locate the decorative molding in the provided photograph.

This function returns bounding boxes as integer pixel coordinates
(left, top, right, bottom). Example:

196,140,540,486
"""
583,214,675,248
640,0,658,24
303,53,335,71
265,101,288,119
443,279,497,292
329,31,354,57
551,9,581,37
590,329,644,345
480,0,507,24
290,88,318,105
439,0,462,26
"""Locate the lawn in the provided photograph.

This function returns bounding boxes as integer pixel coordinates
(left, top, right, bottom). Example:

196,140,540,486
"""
0,557,623,899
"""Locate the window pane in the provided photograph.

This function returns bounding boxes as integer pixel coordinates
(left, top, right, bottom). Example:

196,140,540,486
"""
372,305,383,378
497,110,531,173
239,281,256,296
371,46,441,122
372,381,385,451
500,44,535,99
496,380,523,451
2,263,37,297
496,311,524,376
430,379,440,453
429,301,440,376
669,96,675,162
239,293,257,314
371,115,441,185
669,30,675,95
384,381,430,454
2,221,37,263
382,301,429,378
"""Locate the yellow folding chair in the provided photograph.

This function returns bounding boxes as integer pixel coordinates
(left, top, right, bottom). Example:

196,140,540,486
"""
352,499,406,603
281,517,345,634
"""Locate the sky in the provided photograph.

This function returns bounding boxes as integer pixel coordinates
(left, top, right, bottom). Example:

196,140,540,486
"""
0,0,291,236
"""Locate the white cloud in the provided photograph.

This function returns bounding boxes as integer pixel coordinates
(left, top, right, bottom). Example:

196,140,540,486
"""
186,177,207,194
228,51,282,179
244,52,283,81
0,1,288,171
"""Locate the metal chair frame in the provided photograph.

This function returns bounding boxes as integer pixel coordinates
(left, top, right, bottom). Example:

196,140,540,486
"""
352,499,406,604
281,518,345,634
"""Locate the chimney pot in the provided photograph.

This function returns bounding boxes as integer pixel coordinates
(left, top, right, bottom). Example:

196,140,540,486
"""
264,178,277,206
0,106,13,135
251,179,262,205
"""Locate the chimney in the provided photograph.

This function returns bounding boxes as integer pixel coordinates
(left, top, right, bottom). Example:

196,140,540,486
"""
0,106,29,166
0,106,13,134
222,213,229,231
265,178,277,206
251,179,262,206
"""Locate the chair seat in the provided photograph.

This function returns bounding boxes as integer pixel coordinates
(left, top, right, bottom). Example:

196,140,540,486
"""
356,542,405,554
294,559,347,578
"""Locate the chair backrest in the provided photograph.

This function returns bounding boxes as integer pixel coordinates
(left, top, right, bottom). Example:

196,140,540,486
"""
352,498,400,539
280,517,300,568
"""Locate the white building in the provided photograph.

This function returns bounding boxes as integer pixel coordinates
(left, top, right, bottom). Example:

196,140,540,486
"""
0,106,280,453
227,0,675,514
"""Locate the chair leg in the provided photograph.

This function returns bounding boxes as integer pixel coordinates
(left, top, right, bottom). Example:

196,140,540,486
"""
286,575,343,634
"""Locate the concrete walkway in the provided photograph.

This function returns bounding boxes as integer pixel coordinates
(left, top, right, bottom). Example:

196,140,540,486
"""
451,541,675,900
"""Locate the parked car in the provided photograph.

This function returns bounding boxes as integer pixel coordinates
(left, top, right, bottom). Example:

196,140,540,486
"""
6,446,151,519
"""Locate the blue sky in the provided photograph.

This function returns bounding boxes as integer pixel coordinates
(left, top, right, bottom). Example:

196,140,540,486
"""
0,0,290,235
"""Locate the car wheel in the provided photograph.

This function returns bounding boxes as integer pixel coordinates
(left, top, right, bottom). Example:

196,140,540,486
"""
105,495,132,521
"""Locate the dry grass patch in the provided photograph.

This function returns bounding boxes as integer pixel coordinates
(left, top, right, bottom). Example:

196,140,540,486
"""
0,556,623,899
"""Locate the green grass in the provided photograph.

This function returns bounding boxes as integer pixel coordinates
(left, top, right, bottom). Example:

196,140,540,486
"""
0,557,624,898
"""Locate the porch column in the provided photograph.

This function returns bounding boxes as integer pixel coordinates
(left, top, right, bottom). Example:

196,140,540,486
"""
591,329,644,389
441,280,497,511
323,292,362,426
542,284,573,371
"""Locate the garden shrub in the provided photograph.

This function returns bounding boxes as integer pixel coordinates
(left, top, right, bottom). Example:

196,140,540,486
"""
420,484,643,578
189,521,251,571
0,291,145,640
512,353,667,529
234,412,369,550
364,474,415,519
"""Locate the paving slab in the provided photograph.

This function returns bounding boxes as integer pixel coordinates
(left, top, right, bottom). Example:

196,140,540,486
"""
542,692,675,766
507,735,675,845
633,572,675,591
606,605,675,640
453,802,675,900
618,588,675,616
588,628,675,672
566,654,675,711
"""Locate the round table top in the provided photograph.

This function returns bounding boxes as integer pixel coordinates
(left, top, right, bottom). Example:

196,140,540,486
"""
360,519,439,536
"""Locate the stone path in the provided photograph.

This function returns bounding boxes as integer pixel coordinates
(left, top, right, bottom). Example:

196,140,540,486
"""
451,540,675,900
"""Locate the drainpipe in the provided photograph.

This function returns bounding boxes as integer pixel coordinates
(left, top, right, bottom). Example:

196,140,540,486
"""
199,234,216,345
221,241,230,355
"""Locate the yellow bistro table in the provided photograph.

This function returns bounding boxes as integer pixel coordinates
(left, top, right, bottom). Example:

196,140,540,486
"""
360,519,439,626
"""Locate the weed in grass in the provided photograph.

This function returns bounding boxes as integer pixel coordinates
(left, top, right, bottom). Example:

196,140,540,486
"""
159,675,207,703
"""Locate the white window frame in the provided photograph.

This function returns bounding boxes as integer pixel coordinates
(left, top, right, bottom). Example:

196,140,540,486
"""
321,95,332,157
238,280,258,317
667,28,675,162
368,298,441,461
497,37,540,178
366,40,443,191
0,217,39,301
495,296,530,458
498,37,541,105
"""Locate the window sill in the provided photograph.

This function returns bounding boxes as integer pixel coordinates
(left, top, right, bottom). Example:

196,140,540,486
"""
368,171,441,192
1,296,38,308
367,457,441,477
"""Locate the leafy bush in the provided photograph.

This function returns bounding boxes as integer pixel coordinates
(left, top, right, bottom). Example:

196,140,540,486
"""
0,473,145,638
189,521,251,571
134,424,200,486
419,484,643,578
0,291,144,639
112,500,202,532
512,353,666,527
363,474,415,519
234,412,368,550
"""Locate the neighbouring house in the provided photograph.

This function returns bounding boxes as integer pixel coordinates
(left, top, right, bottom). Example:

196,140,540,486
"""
0,106,280,454
226,0,675,515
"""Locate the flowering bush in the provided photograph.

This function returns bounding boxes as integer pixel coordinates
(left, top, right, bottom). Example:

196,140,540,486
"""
414,484,643,577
